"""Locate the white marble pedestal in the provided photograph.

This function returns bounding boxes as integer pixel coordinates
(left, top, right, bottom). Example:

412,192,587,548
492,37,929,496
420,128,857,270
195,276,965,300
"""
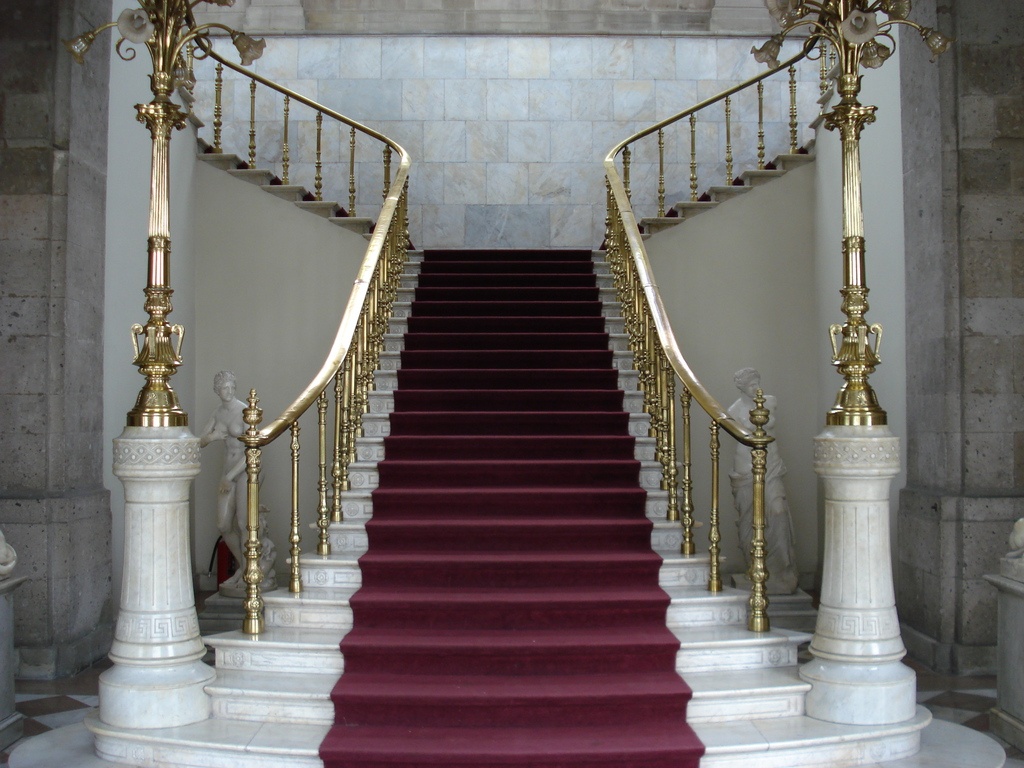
97,427,214,733
802,426,917,726
986,564,1024,751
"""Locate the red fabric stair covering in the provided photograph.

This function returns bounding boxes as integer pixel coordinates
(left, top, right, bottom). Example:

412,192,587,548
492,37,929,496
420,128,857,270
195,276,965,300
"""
319,248,704,768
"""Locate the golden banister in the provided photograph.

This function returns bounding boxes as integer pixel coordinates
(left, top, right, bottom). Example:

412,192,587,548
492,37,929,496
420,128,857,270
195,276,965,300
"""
196,43,411,636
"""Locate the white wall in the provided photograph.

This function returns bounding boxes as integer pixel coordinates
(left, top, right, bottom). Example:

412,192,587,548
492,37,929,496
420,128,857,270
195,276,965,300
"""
103,0,198,604
191,164,371,585
644,164,821,584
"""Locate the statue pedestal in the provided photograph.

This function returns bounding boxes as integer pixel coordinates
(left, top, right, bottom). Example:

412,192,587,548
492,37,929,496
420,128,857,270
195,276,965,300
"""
986,569,1024,750
98,427,214,730
801,426,916,726
0,576,26,751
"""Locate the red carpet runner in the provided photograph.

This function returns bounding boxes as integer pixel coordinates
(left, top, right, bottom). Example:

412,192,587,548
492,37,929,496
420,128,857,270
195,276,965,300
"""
320,249,705,768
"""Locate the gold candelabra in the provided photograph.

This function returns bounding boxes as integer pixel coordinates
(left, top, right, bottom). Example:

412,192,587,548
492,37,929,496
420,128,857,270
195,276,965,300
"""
752,0,950,426
65,1,265,427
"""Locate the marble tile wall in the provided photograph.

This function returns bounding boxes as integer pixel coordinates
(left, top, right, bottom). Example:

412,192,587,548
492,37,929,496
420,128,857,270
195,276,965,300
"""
195,35,819,249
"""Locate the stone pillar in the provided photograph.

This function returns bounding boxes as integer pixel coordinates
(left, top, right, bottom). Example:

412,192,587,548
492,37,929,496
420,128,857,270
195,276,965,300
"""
801,426,916,725
98,427,213,729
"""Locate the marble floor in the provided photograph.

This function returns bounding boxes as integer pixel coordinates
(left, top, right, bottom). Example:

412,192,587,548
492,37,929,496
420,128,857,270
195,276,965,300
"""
1,655,1021,767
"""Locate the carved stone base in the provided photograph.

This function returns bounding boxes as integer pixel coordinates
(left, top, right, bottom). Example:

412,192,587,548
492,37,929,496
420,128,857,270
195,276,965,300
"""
803,426,915,726
98,427,214,731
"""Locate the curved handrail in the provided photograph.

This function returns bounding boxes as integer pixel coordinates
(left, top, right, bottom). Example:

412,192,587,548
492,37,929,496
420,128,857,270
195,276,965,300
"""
198,42,411,446
604,36,819,448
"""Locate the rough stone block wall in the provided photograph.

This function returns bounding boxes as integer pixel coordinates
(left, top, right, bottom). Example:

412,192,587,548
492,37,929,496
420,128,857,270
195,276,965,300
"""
0,0,114,677
898,0,1024,674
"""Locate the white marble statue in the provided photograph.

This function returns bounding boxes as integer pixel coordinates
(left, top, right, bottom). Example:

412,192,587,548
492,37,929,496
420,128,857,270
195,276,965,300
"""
728,367,800,594
257,506,277,589
199,371,250,594
1008,519,1024,558
0,530,16,580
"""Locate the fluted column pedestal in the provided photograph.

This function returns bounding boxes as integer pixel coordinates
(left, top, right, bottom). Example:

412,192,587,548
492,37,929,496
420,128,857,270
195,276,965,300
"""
801,425,916,726
99,427,214,730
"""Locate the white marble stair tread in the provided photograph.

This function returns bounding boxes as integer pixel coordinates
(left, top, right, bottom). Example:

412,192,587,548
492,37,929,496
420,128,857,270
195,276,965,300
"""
684,666,809,723
664,584,747,628
87,713,327,767
206,626,344,674
264,586,357,631
10,712,1006,768
207,668,339,725
674,624,809,673
695,707,933,767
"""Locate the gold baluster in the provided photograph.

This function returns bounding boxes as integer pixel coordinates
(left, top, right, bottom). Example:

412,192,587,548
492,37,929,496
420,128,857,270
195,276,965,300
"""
708,422,722,592
349,126,357,215
747,389,771,632
757,81,766,171
724,95,733,184
679,386,695,556
789,64,799,154
383,145,392,203
663,353,679,524
622,145,631,202
314,111,324,202
657,129,666,217
213,61,224,153
333,359,348,509
289,421,302,594
241,389,264,635
281,94,290,185
248,79,257,168
316,390,332,553
340,354,355,500
689,114,698,201
819,36,829,114
402,178,411,249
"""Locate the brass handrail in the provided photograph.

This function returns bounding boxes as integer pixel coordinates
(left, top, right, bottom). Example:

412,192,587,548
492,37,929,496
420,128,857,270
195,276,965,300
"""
605,37,818,165
195,39,411,636
604,36,820,634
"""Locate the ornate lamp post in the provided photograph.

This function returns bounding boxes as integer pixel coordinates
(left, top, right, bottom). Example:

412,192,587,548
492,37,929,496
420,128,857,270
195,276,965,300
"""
751,0,951,730
65,1,265,734
65,0,264,428
753,0,950,426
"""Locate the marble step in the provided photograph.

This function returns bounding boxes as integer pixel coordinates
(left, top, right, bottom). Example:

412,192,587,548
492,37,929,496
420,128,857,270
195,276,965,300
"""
371,364,641,394
375,347,635,373
63,707,999,768
342,457,666,494
696,707,933,768
674,625,810,674
686,665,809,723
365,384,645,416
359,404,650,438
298,552,362,589
380,329,630,352
332,483,667,522
207,668,338,725
264,586,356,631
387,311,626,336
261,183,308,202
352,431,659,463
88,714,327,768
772,151,815,171
665,584,747,629
708,184,753,203
206,626,344,675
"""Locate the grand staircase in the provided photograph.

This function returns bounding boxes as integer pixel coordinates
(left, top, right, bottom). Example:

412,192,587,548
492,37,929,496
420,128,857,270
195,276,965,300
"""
82,240,945,768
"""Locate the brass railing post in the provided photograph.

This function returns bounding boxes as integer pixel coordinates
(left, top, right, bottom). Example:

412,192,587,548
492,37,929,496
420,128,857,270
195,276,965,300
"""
708,422,722,592
688,114,698,201
622,144,631,202
314,111,324,201
657,129,666,217
349,126,357,215
747,390,770,633
213,61,224,152
242,390,265,635
281,94,290,184
248,79,257,167
724,95,733,183
789,65,799,154
756,81,766,170
679,387,695,556
316,390,332,555
289,421,302,593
